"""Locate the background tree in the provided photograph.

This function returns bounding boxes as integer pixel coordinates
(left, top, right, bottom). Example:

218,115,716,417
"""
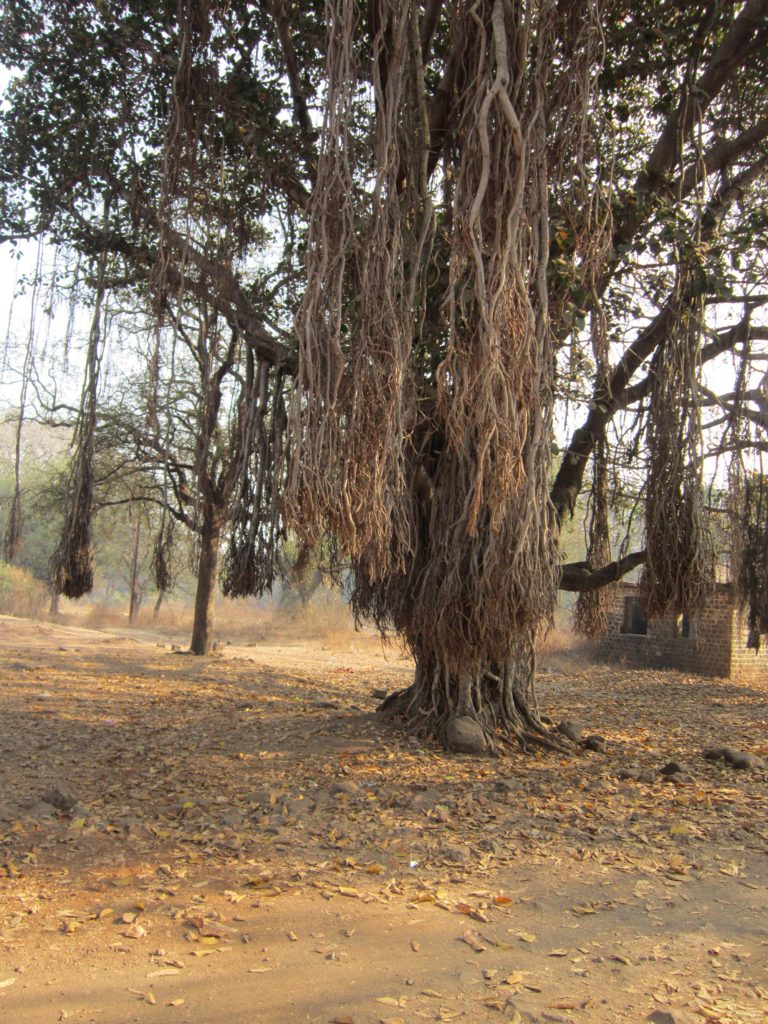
1,0,767,751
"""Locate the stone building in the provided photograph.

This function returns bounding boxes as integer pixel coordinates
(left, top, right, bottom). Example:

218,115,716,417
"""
600,583,768,683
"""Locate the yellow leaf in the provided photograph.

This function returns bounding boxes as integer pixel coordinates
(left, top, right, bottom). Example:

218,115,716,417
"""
503,972,525,986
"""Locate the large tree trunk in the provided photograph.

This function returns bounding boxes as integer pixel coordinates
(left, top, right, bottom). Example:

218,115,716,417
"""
378,639,565,755
190,516,221,656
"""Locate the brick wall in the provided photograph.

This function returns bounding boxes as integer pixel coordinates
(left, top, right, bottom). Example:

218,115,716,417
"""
600,584,735,678
728,606,768,684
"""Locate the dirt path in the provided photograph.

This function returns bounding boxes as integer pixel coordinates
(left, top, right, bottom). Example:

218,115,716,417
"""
0,614,767,1024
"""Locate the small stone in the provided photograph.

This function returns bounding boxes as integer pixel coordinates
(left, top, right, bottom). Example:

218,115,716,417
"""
445,715,487,754
646,1010,697,1024
702,746,727,761
660,761,685,776
371,687,389,700
505,997,541,1023
41,785,78,813
442,844,471,864
582,735,607,753
0,804,17,822
22,800,56,819
719,747,739,765
557,719,584,743
330,779,360,797
637,769,658,784
616,767,641,781
731,753,758,770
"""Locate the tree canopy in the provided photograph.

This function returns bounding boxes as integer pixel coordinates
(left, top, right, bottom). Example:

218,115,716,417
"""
1,0,767,749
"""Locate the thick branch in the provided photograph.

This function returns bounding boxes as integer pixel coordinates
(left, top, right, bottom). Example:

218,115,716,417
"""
559,551,646,592
551,157,768,523
603,0,768,293
268,0,317,181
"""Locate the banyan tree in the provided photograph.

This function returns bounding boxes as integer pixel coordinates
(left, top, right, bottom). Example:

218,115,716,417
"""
1,1,768,749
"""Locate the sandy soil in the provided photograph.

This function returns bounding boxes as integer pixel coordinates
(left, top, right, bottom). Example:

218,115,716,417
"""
0,613,767,1024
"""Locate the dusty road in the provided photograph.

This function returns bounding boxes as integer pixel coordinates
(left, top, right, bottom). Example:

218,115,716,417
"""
0,614,766,1024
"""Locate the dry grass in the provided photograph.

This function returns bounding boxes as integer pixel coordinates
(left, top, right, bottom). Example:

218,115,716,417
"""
49,588,364,647
0,563,48,618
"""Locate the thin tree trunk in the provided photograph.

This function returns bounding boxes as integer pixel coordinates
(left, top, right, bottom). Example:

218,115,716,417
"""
128,515,142,624
153,589,165,621
49,589,60,615
190,516,221,655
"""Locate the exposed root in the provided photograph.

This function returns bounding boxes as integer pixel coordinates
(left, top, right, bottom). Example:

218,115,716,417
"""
376,671,571,756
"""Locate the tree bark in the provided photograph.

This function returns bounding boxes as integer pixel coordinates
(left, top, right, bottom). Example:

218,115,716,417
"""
378,640,567,755
128,515,142,624
190,515,221,655
153,589,165,621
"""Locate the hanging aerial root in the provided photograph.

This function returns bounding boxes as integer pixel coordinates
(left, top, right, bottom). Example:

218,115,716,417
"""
285,0,434,581
643,293,713,617
574,437,612,637
734,473,768,650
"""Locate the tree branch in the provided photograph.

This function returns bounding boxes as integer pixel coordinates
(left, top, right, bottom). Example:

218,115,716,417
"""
559,551,646,592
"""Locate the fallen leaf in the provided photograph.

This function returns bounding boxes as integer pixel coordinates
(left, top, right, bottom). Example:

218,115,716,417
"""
460,927,486,953
503,972,526,987
571,904,597,916
0,978,17,989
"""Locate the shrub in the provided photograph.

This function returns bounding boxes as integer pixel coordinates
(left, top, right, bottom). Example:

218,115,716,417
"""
0,562,48,618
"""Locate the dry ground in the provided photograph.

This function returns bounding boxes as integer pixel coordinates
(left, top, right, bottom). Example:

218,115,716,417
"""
0,611,767,1024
